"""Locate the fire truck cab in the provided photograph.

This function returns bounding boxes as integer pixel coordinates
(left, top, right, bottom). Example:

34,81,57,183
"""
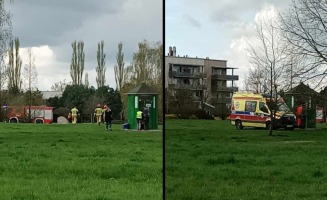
5,106,53,124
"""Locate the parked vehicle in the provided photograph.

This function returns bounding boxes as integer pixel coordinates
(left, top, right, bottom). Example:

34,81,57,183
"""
230,92,296,130
4,105,53,124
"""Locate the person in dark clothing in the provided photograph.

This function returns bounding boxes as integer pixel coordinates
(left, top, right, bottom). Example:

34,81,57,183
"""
143,107,150,130
103,105,113,131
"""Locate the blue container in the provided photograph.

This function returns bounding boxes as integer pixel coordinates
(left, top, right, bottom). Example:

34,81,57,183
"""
122,123,129,129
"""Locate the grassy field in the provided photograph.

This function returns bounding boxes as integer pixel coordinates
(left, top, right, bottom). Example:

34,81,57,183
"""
0,123,162,200
166,119,327,200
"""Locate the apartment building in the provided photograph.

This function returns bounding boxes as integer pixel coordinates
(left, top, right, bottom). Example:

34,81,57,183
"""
165,46,238,112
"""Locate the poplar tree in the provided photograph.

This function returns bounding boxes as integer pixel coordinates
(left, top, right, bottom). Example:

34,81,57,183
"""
7,37,22,94
114,42,124,91
70,40,84,85
96,40,106,88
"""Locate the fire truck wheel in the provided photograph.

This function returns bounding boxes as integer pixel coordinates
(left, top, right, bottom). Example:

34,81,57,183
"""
235,120,243,130
10,118,17,123
35,119,44,124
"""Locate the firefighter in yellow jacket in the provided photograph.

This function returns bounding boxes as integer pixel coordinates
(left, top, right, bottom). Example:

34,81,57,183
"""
71,106,79,124
94,104,103,125
136,109,143,130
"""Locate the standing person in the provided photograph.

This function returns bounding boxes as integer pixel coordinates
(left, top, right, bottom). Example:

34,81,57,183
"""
296,102,304,128
94,104,103,126
67,112,72,123
143,107,150,130
103,105,113,131
136,109,143,130
71,106,79,124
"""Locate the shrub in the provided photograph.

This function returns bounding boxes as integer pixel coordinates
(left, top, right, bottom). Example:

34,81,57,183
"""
189,115,198,119
165,114,178,119
194,109,214,120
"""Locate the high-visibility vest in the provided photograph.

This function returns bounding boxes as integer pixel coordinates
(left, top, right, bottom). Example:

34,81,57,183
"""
136,111,143,119
95,107,103,115
71,108,78,115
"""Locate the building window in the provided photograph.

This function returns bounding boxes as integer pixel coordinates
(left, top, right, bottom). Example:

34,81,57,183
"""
183,79,190,84
212,68,224,75
182,67,191,73
217,81,224,87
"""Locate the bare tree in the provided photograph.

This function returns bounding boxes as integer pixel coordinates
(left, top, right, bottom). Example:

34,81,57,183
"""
23,48,38,121
0,0,12,120
279,0,327,88
96,40,106,88
114,42,124,91
7,37,22,94
125,41,162,86
246,14,288,135
0,0,11,90
70,40,84,85
120,40,162,120
244,66,268,93
23,48,38,91
51,79,69,92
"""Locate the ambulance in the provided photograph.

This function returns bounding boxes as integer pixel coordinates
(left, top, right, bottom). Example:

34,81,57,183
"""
230,92,296,130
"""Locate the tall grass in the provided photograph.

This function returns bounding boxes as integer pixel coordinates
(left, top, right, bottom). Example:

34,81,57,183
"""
0,123,162,200
166,119,327,200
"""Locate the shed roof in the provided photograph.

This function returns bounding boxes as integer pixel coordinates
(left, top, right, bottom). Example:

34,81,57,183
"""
127,83,158,95
285,82,318,95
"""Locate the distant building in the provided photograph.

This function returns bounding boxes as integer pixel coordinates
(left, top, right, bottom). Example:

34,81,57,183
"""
165,46,238,113
40,91,63,99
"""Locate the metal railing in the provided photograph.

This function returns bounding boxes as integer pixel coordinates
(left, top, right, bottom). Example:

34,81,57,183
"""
168,84,206,90
211,74,239,80
213,86,238,92
169,71,206,78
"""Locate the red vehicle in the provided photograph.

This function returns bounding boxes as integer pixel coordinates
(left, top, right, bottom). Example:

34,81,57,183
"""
4,105,53,124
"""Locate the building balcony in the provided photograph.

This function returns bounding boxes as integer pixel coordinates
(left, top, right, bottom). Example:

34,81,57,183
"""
168,83,206,90
211,74,238,80
169,71,206,78
211,96,232,104
212,86,238,92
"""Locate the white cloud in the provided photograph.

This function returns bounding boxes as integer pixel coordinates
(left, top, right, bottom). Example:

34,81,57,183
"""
224,4,281,90
19,46,70,91
7,0,162,91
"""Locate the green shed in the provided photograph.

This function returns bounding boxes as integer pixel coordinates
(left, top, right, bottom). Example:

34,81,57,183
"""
284,82,318,128
127,83,159,130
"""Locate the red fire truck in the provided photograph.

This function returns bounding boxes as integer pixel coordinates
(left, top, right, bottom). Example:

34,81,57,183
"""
4,105,53,124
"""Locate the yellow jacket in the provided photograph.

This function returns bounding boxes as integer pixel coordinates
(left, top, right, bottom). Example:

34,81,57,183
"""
136,111,143,119
95,107,103,116
71,108,78,116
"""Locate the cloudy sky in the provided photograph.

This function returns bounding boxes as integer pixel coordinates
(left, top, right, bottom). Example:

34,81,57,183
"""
5,0,162,91
165,0,292,90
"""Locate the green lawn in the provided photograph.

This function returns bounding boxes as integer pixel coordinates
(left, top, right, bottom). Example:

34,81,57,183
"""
0,123,162,200
166,119,327,200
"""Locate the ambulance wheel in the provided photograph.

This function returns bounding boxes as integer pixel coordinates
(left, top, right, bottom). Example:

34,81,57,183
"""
286,126,294,131
235,120,243,130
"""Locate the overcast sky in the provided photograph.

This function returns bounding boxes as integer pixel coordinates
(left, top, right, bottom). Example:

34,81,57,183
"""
5,0,162,91
165,0,292,90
